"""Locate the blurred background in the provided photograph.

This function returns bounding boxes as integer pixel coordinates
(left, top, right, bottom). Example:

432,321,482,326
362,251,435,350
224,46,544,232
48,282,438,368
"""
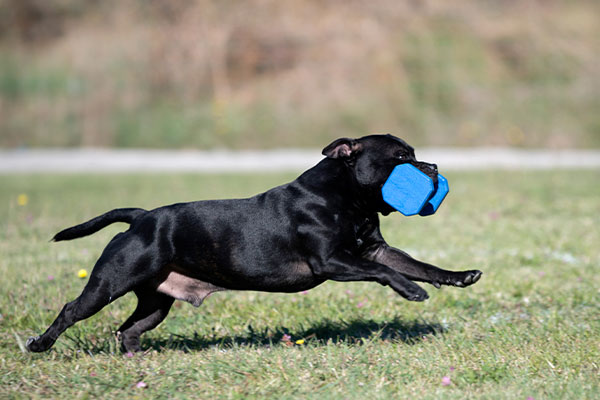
0,0,599,150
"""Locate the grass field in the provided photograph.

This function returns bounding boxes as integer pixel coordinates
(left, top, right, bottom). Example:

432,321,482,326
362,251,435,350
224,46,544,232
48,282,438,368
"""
0,170,598,399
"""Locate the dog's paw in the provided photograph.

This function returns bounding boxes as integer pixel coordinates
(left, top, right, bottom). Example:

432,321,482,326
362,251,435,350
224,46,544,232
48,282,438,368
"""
452,270,482,288
404,285,429,302
431,270,482,289
26,336,42,352
120,335,142,353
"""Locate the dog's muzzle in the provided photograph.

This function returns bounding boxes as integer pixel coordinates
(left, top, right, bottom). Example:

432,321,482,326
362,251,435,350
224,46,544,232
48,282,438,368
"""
413,161,438,183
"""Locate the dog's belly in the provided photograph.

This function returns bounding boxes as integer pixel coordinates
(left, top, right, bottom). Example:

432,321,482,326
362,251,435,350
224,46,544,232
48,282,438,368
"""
152,261,319,306
223,259,321,292
153,265,227,307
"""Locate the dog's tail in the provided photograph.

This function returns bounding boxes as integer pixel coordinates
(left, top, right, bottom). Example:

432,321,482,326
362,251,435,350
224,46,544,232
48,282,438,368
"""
52,208,147,242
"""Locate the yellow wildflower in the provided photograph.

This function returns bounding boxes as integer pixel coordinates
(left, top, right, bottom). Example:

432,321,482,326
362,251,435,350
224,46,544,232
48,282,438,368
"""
17,194,29,206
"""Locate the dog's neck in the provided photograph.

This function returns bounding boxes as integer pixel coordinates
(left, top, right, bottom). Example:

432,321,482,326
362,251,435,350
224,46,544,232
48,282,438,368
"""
295,158,386,217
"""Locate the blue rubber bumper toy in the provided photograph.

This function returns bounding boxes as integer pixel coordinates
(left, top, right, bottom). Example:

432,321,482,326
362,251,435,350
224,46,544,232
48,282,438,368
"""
381,164,449,216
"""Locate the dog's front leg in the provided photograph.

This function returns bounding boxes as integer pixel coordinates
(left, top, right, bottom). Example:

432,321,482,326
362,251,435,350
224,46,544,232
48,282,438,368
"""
366,244,482,289
312,253,429,301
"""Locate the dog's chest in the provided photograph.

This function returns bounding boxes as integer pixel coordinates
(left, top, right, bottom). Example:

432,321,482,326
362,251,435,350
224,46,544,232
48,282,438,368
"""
353,216,377,247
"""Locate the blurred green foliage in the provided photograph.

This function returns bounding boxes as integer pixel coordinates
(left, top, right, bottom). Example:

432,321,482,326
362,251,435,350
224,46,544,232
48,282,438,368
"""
1,0,599,149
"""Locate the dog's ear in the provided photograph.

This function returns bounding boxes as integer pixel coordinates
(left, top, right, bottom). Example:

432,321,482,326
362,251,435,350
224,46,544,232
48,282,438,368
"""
322,138,362,159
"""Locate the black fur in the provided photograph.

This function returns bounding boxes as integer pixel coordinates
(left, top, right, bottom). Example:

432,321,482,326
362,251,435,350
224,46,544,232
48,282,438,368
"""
27,134,481,353
52,208,146,242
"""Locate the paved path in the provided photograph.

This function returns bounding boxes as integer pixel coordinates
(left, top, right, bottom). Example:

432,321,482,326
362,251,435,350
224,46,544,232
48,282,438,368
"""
1,148,600,173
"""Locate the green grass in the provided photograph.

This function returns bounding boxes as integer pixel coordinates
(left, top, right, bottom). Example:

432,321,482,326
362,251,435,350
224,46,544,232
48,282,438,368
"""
1,170,599,398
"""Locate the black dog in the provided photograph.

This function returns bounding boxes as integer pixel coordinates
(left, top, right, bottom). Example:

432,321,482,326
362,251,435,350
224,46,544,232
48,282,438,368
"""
27,134,481,353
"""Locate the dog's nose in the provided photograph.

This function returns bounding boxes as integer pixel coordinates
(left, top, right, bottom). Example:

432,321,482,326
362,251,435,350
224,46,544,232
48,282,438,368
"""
428,163,438,172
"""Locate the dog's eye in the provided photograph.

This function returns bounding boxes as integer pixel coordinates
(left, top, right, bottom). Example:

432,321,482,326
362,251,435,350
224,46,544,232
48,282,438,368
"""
395,152,405,159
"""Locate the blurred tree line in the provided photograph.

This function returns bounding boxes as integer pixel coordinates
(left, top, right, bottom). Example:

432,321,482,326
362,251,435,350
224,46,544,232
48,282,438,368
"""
0,0,599,149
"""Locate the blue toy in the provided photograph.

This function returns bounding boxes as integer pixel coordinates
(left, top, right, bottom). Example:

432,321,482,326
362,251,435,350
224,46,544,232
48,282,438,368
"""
381,164,449,216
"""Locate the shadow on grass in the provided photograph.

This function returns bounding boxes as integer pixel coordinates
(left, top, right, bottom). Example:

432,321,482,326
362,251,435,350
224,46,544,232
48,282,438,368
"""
142,317,445,353
59,317,445,355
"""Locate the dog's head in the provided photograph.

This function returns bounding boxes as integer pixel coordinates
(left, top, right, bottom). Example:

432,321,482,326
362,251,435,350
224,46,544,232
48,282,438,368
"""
322,134,438,214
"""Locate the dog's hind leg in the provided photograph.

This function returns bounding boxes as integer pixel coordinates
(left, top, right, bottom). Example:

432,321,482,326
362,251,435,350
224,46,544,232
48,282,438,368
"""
27,233,169,352
117,288,174,353
26,274,120,352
